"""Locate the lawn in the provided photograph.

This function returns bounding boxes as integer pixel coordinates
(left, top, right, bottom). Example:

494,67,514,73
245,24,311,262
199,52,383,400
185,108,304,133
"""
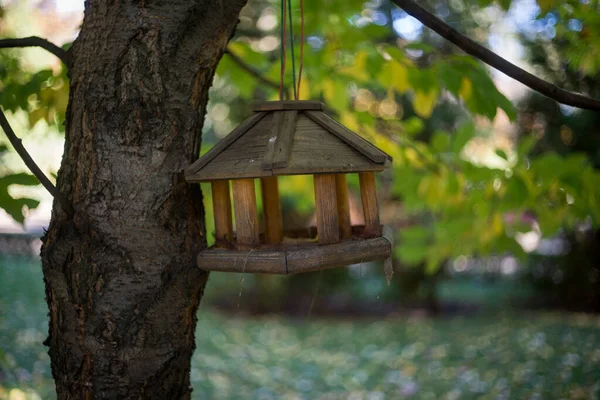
1,256,600,399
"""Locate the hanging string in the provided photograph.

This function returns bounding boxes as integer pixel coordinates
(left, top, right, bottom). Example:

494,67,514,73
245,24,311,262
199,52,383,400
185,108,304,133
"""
279,0,287,101
287,0,297,100
296,0,305,99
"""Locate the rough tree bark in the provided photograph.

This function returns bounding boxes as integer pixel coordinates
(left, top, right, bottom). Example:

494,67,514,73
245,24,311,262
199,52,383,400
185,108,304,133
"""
40,1,246,398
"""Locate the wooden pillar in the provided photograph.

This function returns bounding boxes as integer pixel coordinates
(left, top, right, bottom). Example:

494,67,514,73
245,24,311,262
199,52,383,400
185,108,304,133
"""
211,180,233,248
313,174,340,245
232,179,259,248
359,172,381,237
335,174,352,239
260,176,283,244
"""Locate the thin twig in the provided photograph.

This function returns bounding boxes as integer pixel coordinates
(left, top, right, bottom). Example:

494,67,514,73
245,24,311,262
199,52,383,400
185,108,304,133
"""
224,47,281,92
391,0,600,112
0,36,70,67
0,109,72,215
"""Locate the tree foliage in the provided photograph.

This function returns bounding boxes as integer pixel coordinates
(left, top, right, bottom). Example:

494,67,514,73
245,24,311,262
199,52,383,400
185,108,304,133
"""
2,0,600,272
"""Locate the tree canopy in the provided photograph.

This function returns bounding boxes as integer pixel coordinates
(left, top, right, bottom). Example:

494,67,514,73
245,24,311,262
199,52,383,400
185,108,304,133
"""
1,0,599,274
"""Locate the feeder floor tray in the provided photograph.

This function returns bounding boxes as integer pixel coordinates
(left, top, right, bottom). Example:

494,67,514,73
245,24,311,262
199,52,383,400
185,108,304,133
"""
198,226,392,275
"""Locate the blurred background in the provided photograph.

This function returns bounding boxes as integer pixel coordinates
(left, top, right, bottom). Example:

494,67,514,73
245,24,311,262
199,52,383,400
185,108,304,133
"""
1,0,600,398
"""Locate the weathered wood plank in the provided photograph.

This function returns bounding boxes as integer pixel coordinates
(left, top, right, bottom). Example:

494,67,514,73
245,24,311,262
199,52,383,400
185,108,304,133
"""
271,110,298,168
260,176,283,244
211,180,233,248
313,174,340,244
232,179,259,248
304,111,390,163
262,110,298,170
261,112,282,171
286,236,392,274
359,172,382,237
186,112,386,182
277,114,382,175
198,249,287,274
185,111,267,177
187,114,274,182
335,174,352,239
253,100,323,112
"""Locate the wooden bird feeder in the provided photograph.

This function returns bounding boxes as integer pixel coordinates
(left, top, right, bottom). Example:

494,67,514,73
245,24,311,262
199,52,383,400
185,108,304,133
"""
185,100,393,274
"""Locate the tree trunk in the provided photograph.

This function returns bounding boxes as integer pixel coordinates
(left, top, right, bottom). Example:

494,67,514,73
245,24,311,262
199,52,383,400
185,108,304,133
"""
40,1,246,398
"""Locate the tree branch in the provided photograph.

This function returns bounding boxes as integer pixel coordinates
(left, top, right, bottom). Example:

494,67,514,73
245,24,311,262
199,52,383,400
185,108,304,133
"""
391,0,600,112
0,109,72,215
224,48,281,92
0,36,71,67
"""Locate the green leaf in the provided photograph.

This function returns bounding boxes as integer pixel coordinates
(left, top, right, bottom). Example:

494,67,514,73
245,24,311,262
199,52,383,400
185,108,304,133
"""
384,45,406,63
404,42,436,53
322,78,348,112
451,122,475,154
437,63,463,96
0,173,40,186
403,116,424,137
407,67,438,93
503,175,529,208
425,250,443,275
400,225,430,243
517,135,537,159
413,89,439,118
395,244,427,265
459,64,516,121
0,173,40,224
495,149,508,160
498,0,512,10
431,131,451,153
494,89,517,121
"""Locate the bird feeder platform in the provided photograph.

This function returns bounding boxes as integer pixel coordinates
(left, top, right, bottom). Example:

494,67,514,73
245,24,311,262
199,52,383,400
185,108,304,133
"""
197,225,392,275
185,100,393,274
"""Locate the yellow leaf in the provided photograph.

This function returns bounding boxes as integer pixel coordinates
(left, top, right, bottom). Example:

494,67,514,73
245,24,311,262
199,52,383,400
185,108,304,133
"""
378,60,409,93
322,79,336,102
338,51,370,82
492,213,503,236
459,77,472,101
418,174,445,208
404,147,422,168
340,112,359,131
298,76,310,100
28,108,47,127
321,78,347,112
227,41,247,56
413,89,438,118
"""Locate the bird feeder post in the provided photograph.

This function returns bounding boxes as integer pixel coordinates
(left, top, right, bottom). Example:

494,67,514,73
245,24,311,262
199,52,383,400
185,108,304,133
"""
359,171,382,237
211,180,233,248
314,174,340,245
232,178,260,248
260,176,283,245
335,174,352,239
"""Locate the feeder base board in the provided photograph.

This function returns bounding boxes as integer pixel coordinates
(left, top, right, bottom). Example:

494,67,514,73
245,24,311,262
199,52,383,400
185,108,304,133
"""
197,234,392,275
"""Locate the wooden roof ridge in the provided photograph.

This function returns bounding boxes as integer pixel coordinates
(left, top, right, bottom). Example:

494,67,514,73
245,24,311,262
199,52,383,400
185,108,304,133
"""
261,110,298,170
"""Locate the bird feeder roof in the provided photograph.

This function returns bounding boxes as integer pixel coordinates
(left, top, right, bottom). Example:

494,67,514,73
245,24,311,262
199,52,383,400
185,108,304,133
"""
184,101,392,182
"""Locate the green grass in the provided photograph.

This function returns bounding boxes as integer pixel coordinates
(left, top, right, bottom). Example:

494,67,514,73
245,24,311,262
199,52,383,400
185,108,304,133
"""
191,312,600,399
2,257,600,399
